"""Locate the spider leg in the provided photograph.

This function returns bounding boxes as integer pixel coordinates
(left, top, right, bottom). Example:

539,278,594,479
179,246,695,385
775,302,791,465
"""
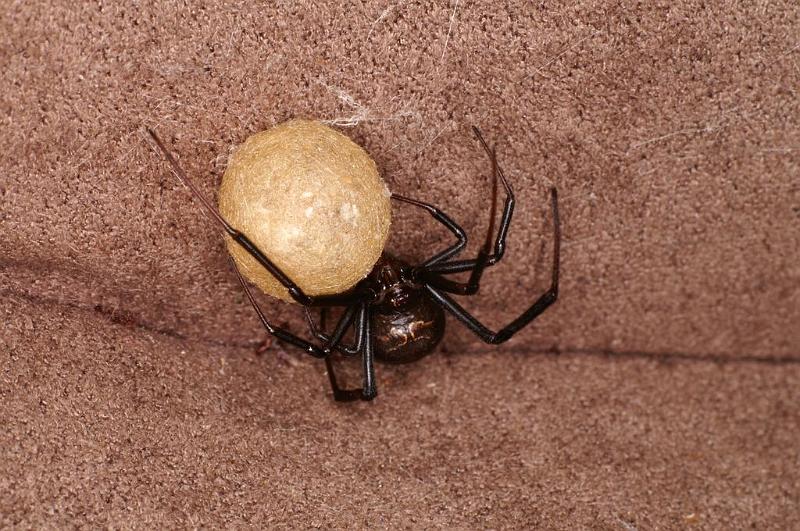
360,307,377,400
391,194,466,266
231,259,325,358
304,305,376,401
419,126,515,295
304,306,365,355
233,260,375,401
317,306,376,401
390,125,512,271
424,186,560,344
317,306,372,402
145,127,370,307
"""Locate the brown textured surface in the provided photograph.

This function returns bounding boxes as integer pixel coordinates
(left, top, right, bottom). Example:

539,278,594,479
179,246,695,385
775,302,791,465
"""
2,1,799,528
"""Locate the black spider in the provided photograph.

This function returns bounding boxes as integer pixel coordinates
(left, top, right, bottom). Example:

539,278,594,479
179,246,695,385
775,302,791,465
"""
147,126,560,402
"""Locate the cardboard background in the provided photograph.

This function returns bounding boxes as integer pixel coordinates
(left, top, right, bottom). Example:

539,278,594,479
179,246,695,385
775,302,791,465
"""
2,1,798,527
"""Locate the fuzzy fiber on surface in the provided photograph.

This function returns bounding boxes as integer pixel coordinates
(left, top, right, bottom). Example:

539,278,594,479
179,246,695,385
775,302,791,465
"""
2,1,799,528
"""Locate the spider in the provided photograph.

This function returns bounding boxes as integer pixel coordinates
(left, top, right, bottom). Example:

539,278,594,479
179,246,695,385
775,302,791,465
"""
146,126,560,402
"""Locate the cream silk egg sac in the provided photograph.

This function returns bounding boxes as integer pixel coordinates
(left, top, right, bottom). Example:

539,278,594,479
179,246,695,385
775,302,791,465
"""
218,119,392,302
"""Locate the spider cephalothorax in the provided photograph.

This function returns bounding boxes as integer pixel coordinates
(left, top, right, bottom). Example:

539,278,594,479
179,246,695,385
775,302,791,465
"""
147,125,560,402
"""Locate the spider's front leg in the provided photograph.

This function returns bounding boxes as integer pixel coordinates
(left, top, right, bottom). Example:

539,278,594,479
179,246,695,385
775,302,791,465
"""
425,187,560,344
419,126,515,295
390,194,466,266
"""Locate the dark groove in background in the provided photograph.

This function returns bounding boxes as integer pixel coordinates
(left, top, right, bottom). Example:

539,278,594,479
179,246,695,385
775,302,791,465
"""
5,287,798,366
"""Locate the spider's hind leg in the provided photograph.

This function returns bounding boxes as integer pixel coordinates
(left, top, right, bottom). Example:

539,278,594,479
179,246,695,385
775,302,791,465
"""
148,127,378,402
307,306,377,402
145,127,368,308
232,261,376,401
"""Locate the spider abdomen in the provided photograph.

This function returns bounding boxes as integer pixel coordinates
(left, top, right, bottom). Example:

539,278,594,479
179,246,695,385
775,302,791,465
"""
372,296,446,364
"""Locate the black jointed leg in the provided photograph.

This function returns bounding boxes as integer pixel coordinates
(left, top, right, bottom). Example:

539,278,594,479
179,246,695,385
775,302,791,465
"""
231,260,326,358
318,308,370,402
420,126,515,295
146,127,371,308
235,261,374,402
425,187,560,344
305,306,366,356
391,194,467,267
360,307,377,399
315,306,377,401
